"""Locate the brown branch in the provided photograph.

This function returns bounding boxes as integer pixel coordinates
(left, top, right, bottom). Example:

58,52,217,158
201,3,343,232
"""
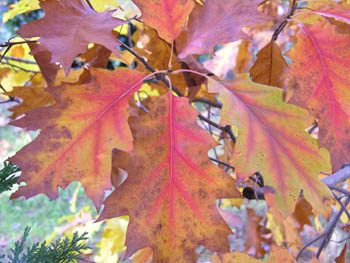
0,40,37,48
198,114,236,143
272,0,298,41
119,41,184,97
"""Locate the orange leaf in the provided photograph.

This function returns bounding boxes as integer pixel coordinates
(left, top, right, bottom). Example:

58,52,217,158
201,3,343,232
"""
99,93,240,263
336,243,347,263
285,21,350,172
5,86,55,119
133,0,195,43
209,75,331,215
177,0,268,58
212,245,296,263
19,0,126,74
250,40,288,88
9,68,145,209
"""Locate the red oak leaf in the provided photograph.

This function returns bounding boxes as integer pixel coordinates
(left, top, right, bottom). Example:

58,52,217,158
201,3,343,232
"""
9,68,145,209
133,0,195,43
99,93,240,263
19,0,126,74
284,20,350,171
209,75,331,216
177,0,269,58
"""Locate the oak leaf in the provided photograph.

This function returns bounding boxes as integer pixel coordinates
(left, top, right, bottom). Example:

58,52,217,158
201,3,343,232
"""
250,40,287,88
19,0,126,74
177,0,269,58
209,75,331,215
284,20,350,171
99,93,240,263
9,68,145,209
133,0,195,43
211,245,296,263
5,86,54,119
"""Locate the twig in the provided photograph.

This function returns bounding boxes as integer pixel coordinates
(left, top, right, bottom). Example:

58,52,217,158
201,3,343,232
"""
209,157,235,171
119,41,184,97
296,233,327,261
198,114,236,143
272,0,298,41
316,197,350,258
322,164,350,186
3,56,37,64
0,61,40,73
332,191,350,220
0,40,37,48
85,0,95,11
192,98,222,108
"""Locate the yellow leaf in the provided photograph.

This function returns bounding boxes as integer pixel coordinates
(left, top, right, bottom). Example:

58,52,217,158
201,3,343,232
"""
3,0,40,23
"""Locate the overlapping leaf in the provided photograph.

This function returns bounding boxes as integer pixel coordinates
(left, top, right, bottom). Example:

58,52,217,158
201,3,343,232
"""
211,245,296,263
284,20,350,171
5,86,54,119
99,93,240,263
133,0,195,43
177,0,269,58
19,0,126,74
9,68,145,209
209,75,330,215
250,40,287,88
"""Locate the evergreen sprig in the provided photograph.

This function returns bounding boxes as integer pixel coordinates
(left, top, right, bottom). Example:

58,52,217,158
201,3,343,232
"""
0,162,20,194
0,227,90,263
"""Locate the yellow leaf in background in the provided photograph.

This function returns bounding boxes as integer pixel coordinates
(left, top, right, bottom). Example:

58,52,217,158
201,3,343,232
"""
266,212,283,246
90,0,120,12
95,217,129,263
113,0,141,19
0,37,40,73
1,70,32,91
3,0,40,23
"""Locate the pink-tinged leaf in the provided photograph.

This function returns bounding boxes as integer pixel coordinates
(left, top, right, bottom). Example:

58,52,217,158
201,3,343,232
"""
284,21,350,171
8,68,145,209
177,0,269,58
209,75,331,216
19,0,126,75
99,93,241,263
133,0,195,43
308,1,350,24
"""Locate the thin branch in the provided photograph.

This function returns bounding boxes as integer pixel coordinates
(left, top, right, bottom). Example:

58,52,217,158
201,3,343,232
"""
296,233,327,261
322,164,350,186
198,115,236,143
119,41,184,97
316,197,350,258
0,61,40,73
192,98,222,109
85,0,95,11
3,56,37,64
0,40,37,48
209,157,235,171
332,191,350,220
272,0,298,41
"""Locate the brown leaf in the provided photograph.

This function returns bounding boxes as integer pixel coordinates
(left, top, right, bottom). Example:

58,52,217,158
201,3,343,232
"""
336,243,347,263
250,41,288,88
